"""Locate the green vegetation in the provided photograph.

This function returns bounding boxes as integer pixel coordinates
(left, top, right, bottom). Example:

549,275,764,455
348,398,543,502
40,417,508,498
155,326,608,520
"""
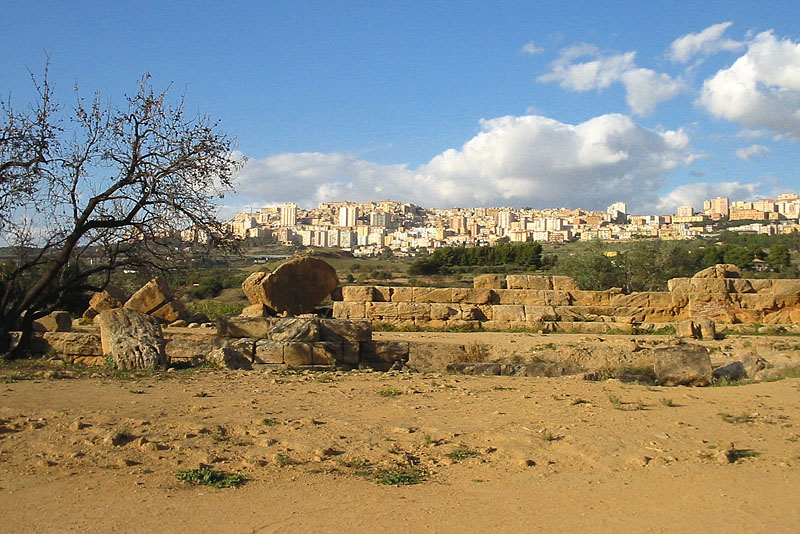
378,386,404,397
719,412,756,424
446,447,480,461
374,466,424,486
409,241,542,275
176,467,246,488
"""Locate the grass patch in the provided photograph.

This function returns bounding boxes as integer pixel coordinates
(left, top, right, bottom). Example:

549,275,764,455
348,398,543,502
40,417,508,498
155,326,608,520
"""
729,448,760,461
446,447,479,461
719,412,756,424
539,429,558,442
609,394,646,411
378,386,404,397
660,398,676,407
176,467,246,488
185,300,244,321
374,466,424,486
453,343,490,363
262,417,279,426
274,454,295,467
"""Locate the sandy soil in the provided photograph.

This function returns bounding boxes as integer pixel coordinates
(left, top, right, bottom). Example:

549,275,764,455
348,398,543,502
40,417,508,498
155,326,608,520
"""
2,348,800,533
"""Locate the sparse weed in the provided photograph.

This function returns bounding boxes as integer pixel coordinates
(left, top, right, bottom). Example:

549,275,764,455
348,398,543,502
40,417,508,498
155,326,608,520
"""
719,412,756,424
446,447,479,461
378,386,404,397
609,394,646,411
262,417,279,426
660,398,676,407
374,466,424,486
540,429,558,442
274,454,294,467
176,467,246,488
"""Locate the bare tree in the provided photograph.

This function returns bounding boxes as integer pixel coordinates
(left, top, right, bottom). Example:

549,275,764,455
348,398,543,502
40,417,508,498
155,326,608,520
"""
1,70,240,357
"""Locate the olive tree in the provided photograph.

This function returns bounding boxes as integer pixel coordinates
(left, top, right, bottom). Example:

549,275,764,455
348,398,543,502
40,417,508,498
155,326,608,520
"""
1,70,240,357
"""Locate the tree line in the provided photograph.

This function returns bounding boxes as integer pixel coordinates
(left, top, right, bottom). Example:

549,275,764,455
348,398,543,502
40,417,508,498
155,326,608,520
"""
409,241,542,275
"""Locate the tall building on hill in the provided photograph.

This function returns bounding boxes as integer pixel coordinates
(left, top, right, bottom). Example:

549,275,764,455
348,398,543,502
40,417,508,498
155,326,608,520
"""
280,203,297,227
339,205,359,227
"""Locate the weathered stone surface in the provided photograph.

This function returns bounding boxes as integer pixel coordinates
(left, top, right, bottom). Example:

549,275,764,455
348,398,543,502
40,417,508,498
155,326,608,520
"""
42,332,102,356
653,344,712,386
124,278,173,315
365,301,399,320
390,287,414,302
332,301,366,319
360,341,410,363
319,319,372,342
693,264,741,279
742,353,772,378
269,317,320,342
342,341,360,366
341,286,377,302
506,275,551,290
429,303,460,321
712,361,746,382
412,287,453,303
492,305,526,323
551,276,580,291
240,304,270,318
253,339,284,364
473,274,503,289
312,342,342,365
149,300,188,323
88,286,127,313
451,288,495,304
164,338,223,363
209,343,253,370
98,309,166,370
241,257,339,315
217,316,273,339
676,318,716,340
33,311,72,333
283,342,313,365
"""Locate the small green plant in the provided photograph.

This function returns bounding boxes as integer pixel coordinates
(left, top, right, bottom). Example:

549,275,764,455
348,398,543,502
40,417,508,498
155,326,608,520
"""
274,454,295,467
719,412,756,424
446,447,479,461
660,398,676,407
540,429,557,442
262,417,279,426
728,448,761,461
176,467,246,488
608,394,623,409
378,386,404,397
374,466,424,486
314,372,334,383
609,394,646,411
194,391,211,398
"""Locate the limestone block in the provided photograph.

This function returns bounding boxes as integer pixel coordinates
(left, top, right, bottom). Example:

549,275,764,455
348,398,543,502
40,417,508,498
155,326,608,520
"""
42,332,102,356
473,274,503,289
374,286,392,302
551,276,579,291
543,291,573,306
491,305,526,322
319,319,372,342
33,311,72,333
653,344,712,386
762,309,796,325
690,279,729,294
217,317,274,339
360,341,410,363
525,306,559,322
412,287,453,303
253,339,284,364
341,286,377,302
771,279,800,295
97,309,166,370
737,294,777,310
667,278,691,293
164,338,223,362
451,288,495,304
610,293,650,308
150,300,188,323
727,279,755,293
506,275,551,290
124,278,173,315
332,301,366,319
749,279,775,293
229,338,256,361
342,341,360,366
496,289,526,305
284,343,314,365
648,293,673,309
397,302,431,320
429,303,460,321
692,264,741,279
240,304,270,317
460,304,491,321
241,257,339,315
89,286,127,313
312,342,342,365
208,344,252,370
390,287,414,302
365,302,399,320
774,294,800,308
569,290,611,306
269,317,320,342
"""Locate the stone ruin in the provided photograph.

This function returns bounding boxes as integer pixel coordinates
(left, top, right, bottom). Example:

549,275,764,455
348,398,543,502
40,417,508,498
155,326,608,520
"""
332,264,800,335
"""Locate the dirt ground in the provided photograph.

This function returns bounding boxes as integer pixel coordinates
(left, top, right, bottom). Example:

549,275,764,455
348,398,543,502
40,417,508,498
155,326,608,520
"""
2,334,800,533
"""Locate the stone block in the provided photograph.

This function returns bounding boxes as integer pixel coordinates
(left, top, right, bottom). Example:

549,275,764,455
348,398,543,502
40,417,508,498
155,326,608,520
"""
727,279,755,293
124,278,173,315
690,278,729,294
88,286,127,313
451,288,495,304
342,341,360,366
241,257,339,315
150,300,188,323
164,338,223,362
33,311,72,333
525,306,559,322
771,279,800,295
209,344,253,370
42,332,102,356
269,317,320,342
341,286,377,302
312,342,342,365
284,343,313,365
460,305,490,321
551,276,579,291
491,305,526,322
543,291,573,306
569,290,611,306
749,279,775,293
506,275,551,290
319,319,372,342
240,304,270,317
253,339,284,364
390,287,414,302
473,274,503,289
217,316,273,339
365,302,399,320
429,303,460,321
648,293,673,309
332,301,366,319
610,293,650,308
667,278,691,293
737,294,777,310
373,286,392,302
396,302,430,320
412,287,453,303
692,264,740,279
360,341,410,363
97,309,166,370
653,344,712,386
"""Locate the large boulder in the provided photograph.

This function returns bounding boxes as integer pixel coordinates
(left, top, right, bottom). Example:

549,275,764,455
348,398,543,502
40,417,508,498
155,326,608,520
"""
242,257,339,316
653,344,712,386
97,308,167,370
89,286,127,313
124,278,187,323
693,264,741,279
32,311,72,332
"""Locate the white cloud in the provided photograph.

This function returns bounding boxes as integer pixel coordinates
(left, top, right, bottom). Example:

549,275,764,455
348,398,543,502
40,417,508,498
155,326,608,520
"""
667,22,744,63
521,41,544,55
234,113,696,212
735,144,770,160
538,47,685,115
698,31,800,137
648,181,761,214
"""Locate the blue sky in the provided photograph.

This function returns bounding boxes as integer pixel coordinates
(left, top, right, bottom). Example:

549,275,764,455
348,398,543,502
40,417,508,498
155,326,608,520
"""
3,1,800,215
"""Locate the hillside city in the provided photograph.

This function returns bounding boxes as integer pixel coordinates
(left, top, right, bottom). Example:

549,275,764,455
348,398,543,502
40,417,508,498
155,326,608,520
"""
202,193,800,257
